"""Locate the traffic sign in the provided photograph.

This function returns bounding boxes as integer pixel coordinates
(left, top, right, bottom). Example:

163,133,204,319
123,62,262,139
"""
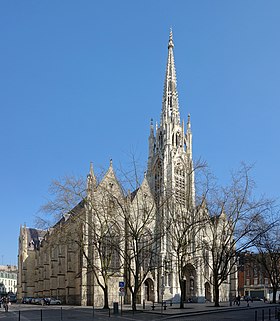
119,281,125,287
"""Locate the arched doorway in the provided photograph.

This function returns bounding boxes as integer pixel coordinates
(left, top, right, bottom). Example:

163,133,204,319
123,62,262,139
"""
144,278,155,302
182,264,196,302
205,282,211,302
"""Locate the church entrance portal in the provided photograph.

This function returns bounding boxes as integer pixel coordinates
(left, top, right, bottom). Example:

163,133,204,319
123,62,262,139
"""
144,278,155,302
182,264,196,302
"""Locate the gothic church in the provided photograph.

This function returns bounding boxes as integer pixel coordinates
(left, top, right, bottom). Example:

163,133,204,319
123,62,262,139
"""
18,31,236,306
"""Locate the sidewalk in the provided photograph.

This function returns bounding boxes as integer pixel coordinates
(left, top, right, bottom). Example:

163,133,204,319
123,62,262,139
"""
139,300,279,318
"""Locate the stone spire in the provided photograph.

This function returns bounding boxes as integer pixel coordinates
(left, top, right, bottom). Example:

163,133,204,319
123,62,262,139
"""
161,29,180,125
87,162,97,192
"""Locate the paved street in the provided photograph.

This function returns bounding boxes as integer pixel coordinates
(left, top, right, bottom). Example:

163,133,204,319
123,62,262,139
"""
0,301,279,321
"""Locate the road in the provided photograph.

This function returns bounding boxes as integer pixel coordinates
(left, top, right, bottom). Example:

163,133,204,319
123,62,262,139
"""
0,303,278,321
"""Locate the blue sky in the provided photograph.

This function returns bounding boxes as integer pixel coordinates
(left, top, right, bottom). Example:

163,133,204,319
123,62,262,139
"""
0,1,280,266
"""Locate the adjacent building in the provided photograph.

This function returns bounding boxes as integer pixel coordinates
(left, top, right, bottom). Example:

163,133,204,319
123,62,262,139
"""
238,252,280,302
0,265,17,295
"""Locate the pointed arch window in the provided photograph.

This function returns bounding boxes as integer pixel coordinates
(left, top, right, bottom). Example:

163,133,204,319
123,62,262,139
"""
174,161,187,207
154,160,163,206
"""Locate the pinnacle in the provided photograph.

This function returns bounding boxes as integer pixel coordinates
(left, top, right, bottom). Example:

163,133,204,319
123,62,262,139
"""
168,28,174,49
187,114,191,129
90,161,94,174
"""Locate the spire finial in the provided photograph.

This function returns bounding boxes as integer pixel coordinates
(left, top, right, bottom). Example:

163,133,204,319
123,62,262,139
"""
110,159,113,167
168,28,174,49
187,114,191,130
90,161,94,175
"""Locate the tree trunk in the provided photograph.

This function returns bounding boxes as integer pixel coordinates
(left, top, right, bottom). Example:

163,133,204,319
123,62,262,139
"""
132,291,137,311
272,287,277,304
103,284,109,309
179,279,185,309
213,282,220,307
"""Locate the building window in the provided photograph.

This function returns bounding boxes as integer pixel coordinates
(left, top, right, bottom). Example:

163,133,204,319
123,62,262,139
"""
265,278,268,285
175,163,187,206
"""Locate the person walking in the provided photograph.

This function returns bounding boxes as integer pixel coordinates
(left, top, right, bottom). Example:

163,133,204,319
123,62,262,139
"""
237,295,241,306
3,296,9,312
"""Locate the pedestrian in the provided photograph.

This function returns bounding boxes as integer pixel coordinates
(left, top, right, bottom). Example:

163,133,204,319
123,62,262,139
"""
246,295,250,307
237,295,241,306
3,296,8,312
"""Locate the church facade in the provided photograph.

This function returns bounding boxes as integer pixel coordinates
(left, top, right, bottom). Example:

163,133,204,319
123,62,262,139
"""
18,32,237,306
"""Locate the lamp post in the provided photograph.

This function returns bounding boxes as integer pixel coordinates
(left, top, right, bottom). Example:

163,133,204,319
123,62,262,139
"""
161,274,165,315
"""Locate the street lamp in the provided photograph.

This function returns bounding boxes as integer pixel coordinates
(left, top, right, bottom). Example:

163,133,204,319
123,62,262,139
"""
160,275,165,315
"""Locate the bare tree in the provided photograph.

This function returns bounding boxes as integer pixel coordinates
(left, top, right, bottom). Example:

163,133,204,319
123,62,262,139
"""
38,160,162,311
81,174,124,309
253,212,280,303
36,176,86,229
108,160,161,311
202,164,273,307
38,170,122,308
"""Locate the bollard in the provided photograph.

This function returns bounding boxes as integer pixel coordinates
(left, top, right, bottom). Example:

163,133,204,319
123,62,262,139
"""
18,310,21,321
113,302,119,314
60,307,63,321
255,310,257,321
170,300,172,306
143,299,145,310
269,308,271,320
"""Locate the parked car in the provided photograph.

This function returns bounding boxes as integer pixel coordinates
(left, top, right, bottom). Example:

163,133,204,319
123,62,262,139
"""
44,297,61,305
31,297,43,304
8,294,17,303
22,297,33,304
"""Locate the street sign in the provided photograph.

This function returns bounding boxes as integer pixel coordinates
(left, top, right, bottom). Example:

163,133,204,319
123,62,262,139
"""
119,281,125,287
119,281,125,297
